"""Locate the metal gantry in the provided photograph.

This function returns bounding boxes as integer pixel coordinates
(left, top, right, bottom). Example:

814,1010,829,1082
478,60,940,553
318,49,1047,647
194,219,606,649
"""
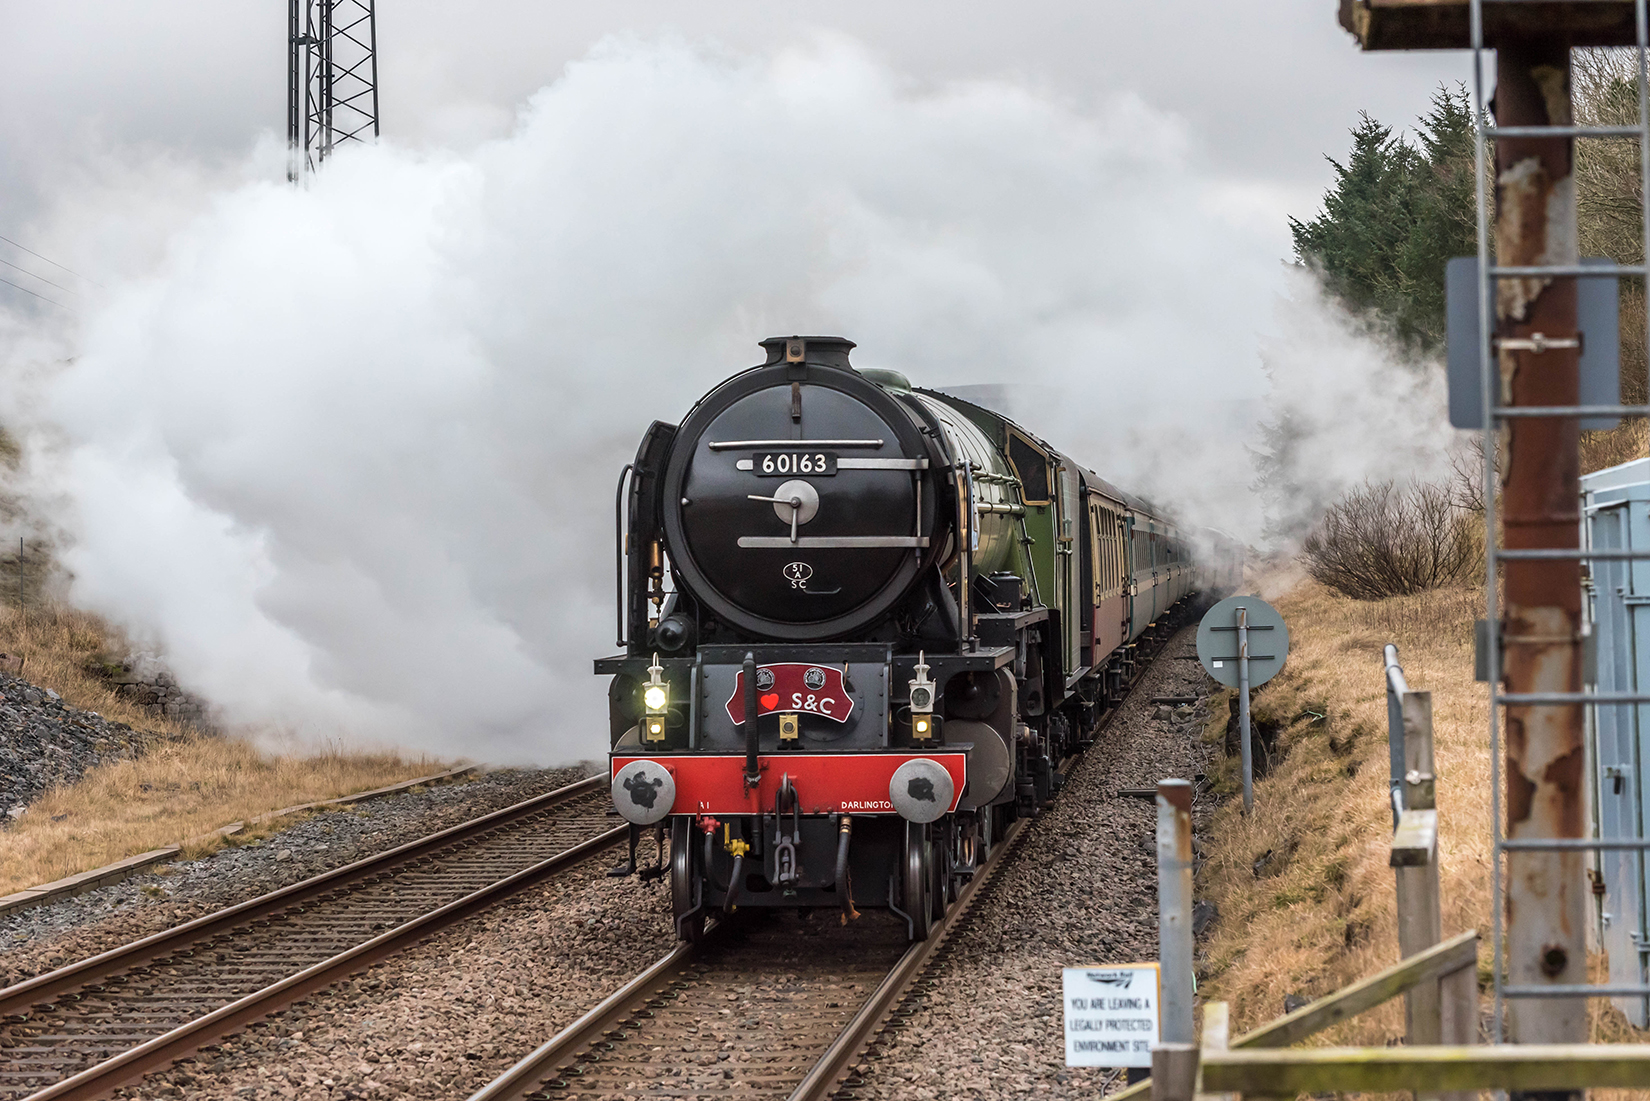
1466,0,1650,1059
287,0,380,181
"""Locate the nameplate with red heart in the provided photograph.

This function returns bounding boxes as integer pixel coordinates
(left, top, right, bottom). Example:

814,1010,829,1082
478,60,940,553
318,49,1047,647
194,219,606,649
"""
725,663,855,724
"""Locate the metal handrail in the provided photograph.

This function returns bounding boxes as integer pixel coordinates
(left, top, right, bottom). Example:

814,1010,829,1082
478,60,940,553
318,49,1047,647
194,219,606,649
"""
1499,548,1650,560
1501,839,1650,851
1487,124,1645,138
1384,644,1409,829
1489,263,1648,276
1493,404,1650,417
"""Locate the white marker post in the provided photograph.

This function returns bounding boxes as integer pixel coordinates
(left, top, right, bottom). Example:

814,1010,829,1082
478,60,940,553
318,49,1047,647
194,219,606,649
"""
1062,964,1160,1069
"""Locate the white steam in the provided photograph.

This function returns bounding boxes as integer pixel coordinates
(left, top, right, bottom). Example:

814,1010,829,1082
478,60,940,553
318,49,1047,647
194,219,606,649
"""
1,36,1452,764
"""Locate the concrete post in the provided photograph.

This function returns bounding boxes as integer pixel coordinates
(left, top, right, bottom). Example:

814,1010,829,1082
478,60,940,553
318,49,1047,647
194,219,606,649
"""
1395,693,1443,1041
1157,779,1196,1046
1495,40,1587,1076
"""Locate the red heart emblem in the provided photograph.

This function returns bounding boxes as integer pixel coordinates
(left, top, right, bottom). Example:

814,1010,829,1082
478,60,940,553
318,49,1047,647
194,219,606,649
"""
760,692,780,712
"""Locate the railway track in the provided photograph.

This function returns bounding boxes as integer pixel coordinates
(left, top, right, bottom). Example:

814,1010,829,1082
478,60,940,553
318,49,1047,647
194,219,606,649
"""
0,775,625,1101
469,816,1031,1101
467,612,1195,1101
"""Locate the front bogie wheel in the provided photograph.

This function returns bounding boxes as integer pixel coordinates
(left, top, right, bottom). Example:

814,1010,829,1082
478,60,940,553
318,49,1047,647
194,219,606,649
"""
671,818,705,943
902,820,934,940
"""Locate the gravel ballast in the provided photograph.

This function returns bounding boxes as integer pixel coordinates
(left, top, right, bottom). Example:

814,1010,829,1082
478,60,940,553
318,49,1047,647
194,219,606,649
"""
844,623,1217,1100
110,839,676,1100
32,626,1219,1100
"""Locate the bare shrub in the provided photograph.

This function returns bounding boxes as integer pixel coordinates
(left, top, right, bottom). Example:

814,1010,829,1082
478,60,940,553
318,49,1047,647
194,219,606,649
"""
1301,480,1479,600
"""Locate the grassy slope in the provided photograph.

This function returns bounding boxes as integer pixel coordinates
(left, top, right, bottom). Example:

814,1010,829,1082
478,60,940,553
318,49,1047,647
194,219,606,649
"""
0,603,449,897
1197,577,1650,1059
1197,581,1489,1043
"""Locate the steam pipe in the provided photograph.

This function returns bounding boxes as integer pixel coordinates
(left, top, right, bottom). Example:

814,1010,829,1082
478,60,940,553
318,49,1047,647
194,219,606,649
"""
743,651,759,786
835,815,859,923
726,852,744,913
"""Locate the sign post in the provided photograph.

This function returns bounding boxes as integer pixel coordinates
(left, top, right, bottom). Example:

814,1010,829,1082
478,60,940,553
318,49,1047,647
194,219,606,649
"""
1197,595,1290,814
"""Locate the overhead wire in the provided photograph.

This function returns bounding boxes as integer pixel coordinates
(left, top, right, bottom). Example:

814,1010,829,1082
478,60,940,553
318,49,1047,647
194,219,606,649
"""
0,255,78,297
0,275,71,311
0,233,99,287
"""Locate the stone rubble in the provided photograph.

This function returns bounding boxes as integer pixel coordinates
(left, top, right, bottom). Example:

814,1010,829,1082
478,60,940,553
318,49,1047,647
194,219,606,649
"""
104,667,212,726
0,672,169,820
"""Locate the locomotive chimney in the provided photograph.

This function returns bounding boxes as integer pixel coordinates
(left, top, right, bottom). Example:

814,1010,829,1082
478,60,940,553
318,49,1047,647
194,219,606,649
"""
758,335,856,370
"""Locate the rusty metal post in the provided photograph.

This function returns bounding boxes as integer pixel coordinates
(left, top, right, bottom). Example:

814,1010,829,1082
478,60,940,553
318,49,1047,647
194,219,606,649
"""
1157,779,1196,1046
1495,40,1587,1069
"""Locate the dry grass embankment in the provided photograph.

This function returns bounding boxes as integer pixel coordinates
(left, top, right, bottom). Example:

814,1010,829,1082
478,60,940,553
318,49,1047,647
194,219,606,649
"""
0,603,452,897
0,741,446,897
1197,580,1489,1044
1583,419,1649,477
0,603,195,736
1197,578,1650,1060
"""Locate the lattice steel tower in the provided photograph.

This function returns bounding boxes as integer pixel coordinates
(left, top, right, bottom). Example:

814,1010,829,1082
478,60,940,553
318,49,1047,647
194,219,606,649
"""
287,0,380,181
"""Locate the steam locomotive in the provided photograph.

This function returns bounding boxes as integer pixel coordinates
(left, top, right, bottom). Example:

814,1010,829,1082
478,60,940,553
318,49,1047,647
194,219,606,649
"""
598,336,1241,940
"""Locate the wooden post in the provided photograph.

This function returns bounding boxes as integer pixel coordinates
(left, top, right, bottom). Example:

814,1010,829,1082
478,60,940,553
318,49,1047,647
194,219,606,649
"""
1197,1002,1232,1101
1151,1043,1199,1101
1441,960,1478,1047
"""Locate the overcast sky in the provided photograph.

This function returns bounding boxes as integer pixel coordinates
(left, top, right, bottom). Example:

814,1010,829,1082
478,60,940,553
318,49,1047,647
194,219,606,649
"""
4,1,1468,268
0,3,1478,758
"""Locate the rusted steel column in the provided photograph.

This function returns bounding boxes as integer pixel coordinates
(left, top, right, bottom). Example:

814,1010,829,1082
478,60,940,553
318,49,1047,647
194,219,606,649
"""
1495,40,1586,1066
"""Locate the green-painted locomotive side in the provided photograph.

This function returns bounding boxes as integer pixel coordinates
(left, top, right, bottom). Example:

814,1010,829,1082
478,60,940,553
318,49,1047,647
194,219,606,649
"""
920,395,1050,599
1020,502,1055,612
913,390,1066,660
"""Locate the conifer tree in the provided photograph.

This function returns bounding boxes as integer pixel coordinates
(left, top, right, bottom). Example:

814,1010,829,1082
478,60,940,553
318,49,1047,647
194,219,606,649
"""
1288,85,1476,352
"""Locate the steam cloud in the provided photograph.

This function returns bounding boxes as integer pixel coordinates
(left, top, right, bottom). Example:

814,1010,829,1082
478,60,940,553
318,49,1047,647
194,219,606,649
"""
0,36,1453,763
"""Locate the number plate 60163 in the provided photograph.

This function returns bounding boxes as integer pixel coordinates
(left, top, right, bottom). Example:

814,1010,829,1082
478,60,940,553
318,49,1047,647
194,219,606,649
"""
753,451,837,476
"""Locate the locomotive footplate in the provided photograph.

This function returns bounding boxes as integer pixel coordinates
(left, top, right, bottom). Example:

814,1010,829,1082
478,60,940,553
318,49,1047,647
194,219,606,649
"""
611,751,967,817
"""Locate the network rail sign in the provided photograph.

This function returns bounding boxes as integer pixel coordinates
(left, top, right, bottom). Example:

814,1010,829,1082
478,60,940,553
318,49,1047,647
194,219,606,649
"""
1062,963,1160,1068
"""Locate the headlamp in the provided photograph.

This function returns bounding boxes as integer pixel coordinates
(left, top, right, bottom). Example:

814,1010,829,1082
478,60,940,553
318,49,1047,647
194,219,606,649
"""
909,651,935,714
909,651,938,741
643,653,669,714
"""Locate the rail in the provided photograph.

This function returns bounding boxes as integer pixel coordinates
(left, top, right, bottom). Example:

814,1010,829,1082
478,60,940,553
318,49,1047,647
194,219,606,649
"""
0,775,625,1101
467,816,1030,1101
471,598,1200,1101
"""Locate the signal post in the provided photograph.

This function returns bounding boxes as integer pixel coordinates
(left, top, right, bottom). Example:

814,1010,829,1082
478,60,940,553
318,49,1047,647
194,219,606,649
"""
1341,0,1641,1083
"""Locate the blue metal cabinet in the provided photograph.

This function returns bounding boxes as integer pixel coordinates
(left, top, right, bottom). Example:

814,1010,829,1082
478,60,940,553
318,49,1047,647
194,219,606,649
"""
1583,457,1650,1025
